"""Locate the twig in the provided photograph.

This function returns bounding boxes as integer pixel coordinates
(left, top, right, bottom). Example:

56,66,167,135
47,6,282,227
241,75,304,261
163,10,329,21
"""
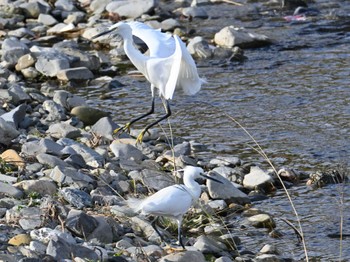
280,218,303,242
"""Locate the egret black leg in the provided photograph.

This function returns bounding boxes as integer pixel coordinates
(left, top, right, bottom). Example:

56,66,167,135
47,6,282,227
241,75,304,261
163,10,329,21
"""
177,220,185,249
151,217,167,243
114,97,155,135
136,99,171,143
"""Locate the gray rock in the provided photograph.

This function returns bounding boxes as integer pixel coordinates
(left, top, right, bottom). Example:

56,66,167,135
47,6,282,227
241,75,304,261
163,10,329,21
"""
243,166,274,190
130,216,161,242
46,121,81,139
187,36,212,59
14,179,57,196
214,26,271,48
7,27,35,38
19,1,51,18
63,153,87,169
215,256,234,262
129,169,174,191
259,244,280,254
70,105,110,126
57,137,105,167
30,227,76,244
247,214,276,229
158,18,178,30
110,141,145,162
66,210,98,238
18,207,43,230
29,240,47,255
64,11,86,24
53,90,87,111
54,46,101,71
49,165,94,186
193,235,227,254
46,235,98,261
47,22,75,34
0,89,13,103
35,53,70,77
42,100,67,122
0,174,17,183
57,67,94,81
207,171,250,205
159,251,206,262
91,117,119,141
21,138,65,157
36,153,70,168
254,254,282,262
181,6,208,18
38,13,58,26
209,156,241,167
0,181,23,198
60,187,92,209
55,0,77,11
1,38,30,67
90,0,112,13
21,67,40,79
211,166,239,181
207,199,227,210
87,216,114,243
105,0,157,18
0,104,27,129
8,84,32,104
0,118,20,145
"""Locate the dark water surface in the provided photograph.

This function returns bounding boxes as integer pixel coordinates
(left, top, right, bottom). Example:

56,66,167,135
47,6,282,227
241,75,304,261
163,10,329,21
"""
77,0,350,260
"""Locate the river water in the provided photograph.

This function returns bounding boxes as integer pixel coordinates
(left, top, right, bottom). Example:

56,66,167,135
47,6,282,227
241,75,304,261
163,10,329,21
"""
77,0,350,260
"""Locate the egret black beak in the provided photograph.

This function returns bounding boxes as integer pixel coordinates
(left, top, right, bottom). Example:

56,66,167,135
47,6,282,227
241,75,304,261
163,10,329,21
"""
201,174,223,184
92,28,116,39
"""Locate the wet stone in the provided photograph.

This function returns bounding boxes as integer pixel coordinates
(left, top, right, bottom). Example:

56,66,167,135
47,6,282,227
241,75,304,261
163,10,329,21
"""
207,171,250,205
70,105,110,126
159,251,206,262
243,166,274,191
57,67,94,81
193,235,227,254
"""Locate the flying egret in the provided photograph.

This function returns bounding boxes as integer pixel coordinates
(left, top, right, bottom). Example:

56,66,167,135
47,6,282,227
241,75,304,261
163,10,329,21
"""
127,166,222,249
93,21,204,143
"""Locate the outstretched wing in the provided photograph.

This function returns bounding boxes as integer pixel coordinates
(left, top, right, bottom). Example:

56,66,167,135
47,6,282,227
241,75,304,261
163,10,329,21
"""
177,38,204,96
127,21,175,58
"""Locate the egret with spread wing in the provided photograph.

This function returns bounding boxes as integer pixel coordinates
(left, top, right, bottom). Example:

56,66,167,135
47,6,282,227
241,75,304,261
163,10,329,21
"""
93,21,204,143
127,166,222,249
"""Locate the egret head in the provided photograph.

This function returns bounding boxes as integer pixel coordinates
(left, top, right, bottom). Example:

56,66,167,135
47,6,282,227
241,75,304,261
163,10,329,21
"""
183,166,222,184
92,22,131,40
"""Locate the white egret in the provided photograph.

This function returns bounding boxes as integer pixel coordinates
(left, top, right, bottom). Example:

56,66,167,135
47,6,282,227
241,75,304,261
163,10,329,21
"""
127,166,222,249
93,21,204,143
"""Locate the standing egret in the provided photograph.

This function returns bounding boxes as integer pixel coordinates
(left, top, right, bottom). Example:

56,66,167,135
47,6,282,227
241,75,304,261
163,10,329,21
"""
127,166,222,249
93,21,204,143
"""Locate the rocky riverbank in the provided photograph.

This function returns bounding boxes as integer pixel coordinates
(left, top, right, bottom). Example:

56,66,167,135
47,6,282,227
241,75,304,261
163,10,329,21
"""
0,0,348,261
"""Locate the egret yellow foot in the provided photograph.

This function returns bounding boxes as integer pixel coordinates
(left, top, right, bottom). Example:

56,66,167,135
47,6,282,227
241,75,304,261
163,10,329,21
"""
135,129,147,144
164,244,186,253
113,122,132,136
